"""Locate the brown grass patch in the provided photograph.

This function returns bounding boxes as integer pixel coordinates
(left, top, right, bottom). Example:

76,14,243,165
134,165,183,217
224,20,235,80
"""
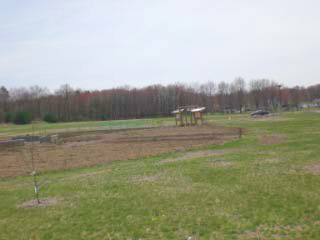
304,163,320,175
18,197,58,208
208,159,234,167
238,223,312,239
65,170,109,181
239,116,292,122
239,230,265,240
0,125,239,177
259,134,286,145
130,174,163,183
263,158,282,164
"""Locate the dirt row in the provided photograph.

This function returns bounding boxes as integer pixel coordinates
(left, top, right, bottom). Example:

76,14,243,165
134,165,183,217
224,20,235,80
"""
0,125,240,177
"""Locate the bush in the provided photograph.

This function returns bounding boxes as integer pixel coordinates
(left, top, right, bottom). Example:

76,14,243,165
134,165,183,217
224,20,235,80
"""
13,111,32,125
43,113,58,123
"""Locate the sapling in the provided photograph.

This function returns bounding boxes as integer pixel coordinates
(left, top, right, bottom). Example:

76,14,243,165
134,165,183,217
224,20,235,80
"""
19,122,45,204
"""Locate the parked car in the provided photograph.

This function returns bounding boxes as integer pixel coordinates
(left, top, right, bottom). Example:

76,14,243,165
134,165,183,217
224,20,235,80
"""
250,110,270,116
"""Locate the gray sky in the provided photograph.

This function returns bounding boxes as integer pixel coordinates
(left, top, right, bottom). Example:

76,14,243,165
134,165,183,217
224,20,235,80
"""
0,0,319,90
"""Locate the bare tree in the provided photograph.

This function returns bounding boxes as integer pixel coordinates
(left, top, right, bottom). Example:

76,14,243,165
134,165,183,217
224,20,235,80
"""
29,85,50,119
218,82,229,112
0,86,9,122
2,81,320,122
231,77,246,113
55,84,74,121
200,81,216,112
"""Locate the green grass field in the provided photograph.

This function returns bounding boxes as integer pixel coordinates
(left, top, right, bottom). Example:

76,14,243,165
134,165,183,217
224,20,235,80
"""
1,111,320,239
0,117,173,140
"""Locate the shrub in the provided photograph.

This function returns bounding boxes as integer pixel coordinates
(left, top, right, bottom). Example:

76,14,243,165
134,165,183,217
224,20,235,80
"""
14,111,32,125
43,113,58,123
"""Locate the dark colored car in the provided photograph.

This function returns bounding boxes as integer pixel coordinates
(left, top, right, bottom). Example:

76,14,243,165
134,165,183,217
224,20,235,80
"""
250,110,270,116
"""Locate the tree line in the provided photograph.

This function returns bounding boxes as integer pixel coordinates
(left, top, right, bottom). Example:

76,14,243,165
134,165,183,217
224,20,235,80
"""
0,78,319,124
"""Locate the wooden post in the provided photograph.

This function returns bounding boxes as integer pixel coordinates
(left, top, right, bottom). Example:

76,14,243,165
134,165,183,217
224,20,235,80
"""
184,112,188,126
175,113,178,126
180,112,184,126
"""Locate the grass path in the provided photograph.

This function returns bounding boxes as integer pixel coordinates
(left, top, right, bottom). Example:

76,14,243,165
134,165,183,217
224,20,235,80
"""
1,112,320,239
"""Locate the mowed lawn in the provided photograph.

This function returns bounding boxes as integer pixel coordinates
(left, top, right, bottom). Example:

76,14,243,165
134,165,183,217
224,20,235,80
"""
1,111,320,239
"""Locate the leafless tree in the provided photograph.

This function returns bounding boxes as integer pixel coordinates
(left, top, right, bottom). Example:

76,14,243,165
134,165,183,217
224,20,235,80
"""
0,86,9,121
231,77,246,113
55,84,74,121
1,81,320,123
218,81,229,112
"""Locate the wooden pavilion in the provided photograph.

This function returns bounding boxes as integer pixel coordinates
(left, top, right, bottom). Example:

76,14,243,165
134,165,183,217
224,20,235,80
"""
172,106,206,126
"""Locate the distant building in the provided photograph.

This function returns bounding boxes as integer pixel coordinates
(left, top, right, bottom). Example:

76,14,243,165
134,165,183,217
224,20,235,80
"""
299,99,320,109
312,98,320,107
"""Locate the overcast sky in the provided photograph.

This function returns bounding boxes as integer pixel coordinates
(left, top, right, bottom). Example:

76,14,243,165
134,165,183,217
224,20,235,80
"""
0,0,319,90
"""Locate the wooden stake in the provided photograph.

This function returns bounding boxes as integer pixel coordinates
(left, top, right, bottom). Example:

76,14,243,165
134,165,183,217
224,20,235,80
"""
239,128,242,139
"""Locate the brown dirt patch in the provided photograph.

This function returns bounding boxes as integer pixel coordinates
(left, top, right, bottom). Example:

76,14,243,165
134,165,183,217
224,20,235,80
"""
159,149,237,164
18,197,58,208
0,125,239,177
259,134,286,145
304,163,320,175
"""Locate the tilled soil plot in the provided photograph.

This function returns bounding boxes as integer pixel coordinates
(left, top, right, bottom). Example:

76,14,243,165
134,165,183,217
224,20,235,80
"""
0,125,239,177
